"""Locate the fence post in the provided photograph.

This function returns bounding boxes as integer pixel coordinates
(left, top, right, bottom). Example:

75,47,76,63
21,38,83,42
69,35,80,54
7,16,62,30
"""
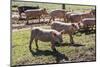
62,4,65,9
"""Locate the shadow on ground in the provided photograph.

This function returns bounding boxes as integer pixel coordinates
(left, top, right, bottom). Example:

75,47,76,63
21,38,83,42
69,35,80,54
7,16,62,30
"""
12,48,69,67
29,48,69,63
78,29,96,35
56,42,85,47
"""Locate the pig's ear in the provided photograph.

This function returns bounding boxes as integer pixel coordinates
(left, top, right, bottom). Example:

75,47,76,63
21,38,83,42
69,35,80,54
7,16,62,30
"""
60,30,65,35
78,22,80,26
72,24,78,29
72,24,75,27
77,22,83,28
51,32,56,37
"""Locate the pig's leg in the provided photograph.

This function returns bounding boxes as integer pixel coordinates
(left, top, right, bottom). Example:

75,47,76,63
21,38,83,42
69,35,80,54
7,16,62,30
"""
26,17,29,25
49,17,52,23
51,43,56,51
69,34,74,44
39,16,41,23
29,36,34,50
67,17,71,22
35,39,39,50
18,12,21,19
64,16,67,23
43,15,45,22
53,17,55,21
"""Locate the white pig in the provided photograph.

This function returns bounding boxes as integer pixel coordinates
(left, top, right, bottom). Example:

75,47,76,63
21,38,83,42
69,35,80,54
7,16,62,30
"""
51,21,80,44
29,27,64,50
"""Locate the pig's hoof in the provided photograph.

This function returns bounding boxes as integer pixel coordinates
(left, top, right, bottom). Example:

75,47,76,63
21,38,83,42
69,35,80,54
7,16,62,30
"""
36,48,39,51
71,42,74,45
52,48,57,52
26,23,29,25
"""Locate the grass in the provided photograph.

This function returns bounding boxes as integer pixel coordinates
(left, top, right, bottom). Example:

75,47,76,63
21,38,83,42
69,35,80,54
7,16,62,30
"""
12,25,96,66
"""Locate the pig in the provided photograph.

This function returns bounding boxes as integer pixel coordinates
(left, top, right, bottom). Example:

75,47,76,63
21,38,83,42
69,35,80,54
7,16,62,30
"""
29,27,64,51
18,6,39,18
67,13,82,23
79,18,96,30
51,21,80,44
49,9,67,23
81,12,94,19
25,8,48,24
65,12,72,22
